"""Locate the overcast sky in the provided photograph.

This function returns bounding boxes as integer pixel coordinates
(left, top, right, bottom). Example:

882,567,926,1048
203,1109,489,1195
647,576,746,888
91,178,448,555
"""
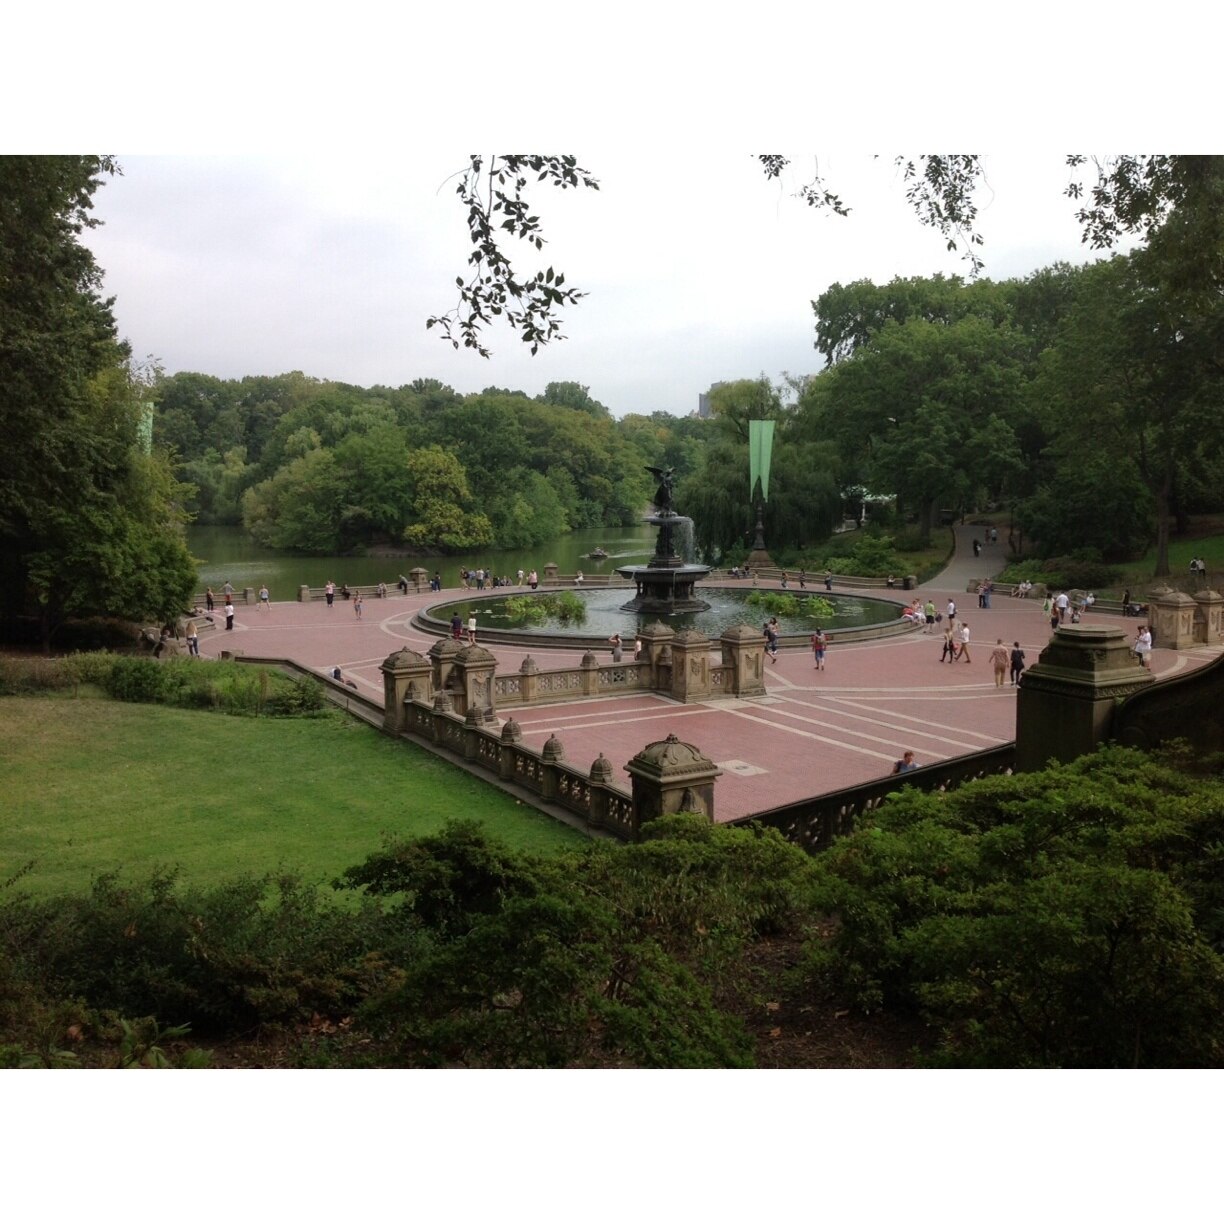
81,152,1125,418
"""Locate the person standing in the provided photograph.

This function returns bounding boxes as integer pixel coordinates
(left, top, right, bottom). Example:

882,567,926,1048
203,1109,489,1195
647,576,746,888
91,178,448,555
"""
529,569,538,590
259,583,270,612
354,593,364,620
633,636,642,660
222,580,234,600
958,621,972,663
450,613,463,641
798,569,807,589
764,622,779,662
924,599,936,633
205,587,215,612
1134,624,1153,668
946,598,957,626
1056,590,1070,623
824,569,833,591
325,580,335,608
780,570,788,590
1009,641,1026,686
810,627,827,671
467,614,477,644
185,618,200,656
224,598,235,631
609,632,623,662
990,638,1008,687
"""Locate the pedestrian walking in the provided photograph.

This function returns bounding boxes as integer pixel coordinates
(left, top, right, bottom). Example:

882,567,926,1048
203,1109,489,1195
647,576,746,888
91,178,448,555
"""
325,580,335,608
186,618,200,656
946,599,957,625
1009,641,1026,686
958,622,972,662
940,623,957,663
824,570,833,591
764,622,779,661
990,639,1008,686
810,627,827,670
798,569,807,589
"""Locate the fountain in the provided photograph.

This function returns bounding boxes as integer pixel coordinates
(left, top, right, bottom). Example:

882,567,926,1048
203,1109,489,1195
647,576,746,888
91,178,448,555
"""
616,466,712,615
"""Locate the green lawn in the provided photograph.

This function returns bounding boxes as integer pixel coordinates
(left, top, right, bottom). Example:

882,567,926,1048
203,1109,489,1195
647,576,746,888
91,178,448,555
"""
0,697,585,897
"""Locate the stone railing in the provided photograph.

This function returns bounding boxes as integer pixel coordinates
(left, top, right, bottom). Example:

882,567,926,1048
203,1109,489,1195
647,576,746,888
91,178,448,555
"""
731,743,1017,854
1111,647,1224,756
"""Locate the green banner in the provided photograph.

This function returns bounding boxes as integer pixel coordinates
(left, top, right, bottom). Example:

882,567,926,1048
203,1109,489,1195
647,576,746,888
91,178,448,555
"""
749,419,775,502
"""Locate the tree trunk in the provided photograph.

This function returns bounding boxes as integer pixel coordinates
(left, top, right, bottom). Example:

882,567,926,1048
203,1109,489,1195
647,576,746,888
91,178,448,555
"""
1153,471,1172,578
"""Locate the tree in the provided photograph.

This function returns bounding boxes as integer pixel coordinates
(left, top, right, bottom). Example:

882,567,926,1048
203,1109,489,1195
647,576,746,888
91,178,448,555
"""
0,156,199,645
427,155,599,357
1030,250,1224,575
807,315,1028,539
401,446,493,551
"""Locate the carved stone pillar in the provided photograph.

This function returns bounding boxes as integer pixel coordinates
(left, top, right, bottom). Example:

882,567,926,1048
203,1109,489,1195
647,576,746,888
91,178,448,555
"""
719,624,767,698
624,733,721,836
543,562,559,586
517,655,539,704
430,689,454,743
1148,585,1198,649
636,621,675,692
580,650,600,697
379,647,432,733
298,584,311,602
409,566,429,593
668,629,713,703
1015,625,1154,772
541,732,565,801
587,753,615,832
428,638,463,699
1193,588,1224,645
499,718,523,781
451,644,498,719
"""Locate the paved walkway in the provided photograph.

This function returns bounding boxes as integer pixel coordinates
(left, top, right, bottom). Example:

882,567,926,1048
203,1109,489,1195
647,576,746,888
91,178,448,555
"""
199,529,1221,823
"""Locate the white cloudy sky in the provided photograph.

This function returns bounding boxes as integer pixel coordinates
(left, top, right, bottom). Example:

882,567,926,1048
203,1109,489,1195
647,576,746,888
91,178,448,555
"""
10,2,1205,423
81,151,1116,417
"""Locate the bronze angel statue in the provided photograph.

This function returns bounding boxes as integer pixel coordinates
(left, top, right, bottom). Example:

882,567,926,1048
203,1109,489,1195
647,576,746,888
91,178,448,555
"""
645,465,675,513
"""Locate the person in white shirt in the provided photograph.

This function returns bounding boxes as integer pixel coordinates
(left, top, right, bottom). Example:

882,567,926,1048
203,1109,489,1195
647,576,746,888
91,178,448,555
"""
957,622,972,662
1134,625,1153,668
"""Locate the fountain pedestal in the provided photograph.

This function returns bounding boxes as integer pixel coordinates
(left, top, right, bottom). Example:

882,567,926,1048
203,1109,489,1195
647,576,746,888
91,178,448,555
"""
617,509,711,616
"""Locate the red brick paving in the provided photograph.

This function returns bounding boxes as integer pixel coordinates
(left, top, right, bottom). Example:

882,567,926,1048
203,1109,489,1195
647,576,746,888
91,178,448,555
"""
201,529,1222,823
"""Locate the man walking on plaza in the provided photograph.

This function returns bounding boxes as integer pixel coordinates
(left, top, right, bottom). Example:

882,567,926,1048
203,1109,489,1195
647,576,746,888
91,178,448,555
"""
958,621,972,662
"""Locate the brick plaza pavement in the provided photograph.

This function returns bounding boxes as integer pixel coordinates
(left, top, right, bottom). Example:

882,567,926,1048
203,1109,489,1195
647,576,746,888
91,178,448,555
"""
199,528,1222,823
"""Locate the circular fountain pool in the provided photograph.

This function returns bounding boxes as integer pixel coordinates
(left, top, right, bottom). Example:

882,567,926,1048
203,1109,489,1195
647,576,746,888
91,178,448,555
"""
420,586,902,645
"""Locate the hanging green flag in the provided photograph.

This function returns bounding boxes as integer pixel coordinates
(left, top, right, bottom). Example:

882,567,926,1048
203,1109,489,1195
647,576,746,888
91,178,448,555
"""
749,419,775,502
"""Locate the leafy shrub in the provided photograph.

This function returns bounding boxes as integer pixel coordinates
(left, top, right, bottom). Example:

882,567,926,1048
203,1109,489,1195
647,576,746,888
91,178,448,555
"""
265,673,326,716
804,748,1224,1067
103,657,169,703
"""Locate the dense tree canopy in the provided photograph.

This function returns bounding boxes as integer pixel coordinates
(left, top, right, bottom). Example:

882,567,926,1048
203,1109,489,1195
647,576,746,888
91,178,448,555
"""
0,156,196,645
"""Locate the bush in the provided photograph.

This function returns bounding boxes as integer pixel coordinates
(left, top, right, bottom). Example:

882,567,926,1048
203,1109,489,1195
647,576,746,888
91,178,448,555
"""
103,657,168,703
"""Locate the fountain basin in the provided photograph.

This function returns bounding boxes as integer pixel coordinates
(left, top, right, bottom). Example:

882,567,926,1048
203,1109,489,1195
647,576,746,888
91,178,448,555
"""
415,586,907,649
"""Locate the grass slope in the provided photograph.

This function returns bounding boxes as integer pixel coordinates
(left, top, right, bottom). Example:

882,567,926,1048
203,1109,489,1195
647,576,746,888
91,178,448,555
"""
1,697,584,897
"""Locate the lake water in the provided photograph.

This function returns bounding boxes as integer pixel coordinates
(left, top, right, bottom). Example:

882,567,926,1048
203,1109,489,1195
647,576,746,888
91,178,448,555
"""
187,524,658,595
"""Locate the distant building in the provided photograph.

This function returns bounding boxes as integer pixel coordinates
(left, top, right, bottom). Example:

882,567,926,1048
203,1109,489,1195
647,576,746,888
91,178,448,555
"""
696,381,727,419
